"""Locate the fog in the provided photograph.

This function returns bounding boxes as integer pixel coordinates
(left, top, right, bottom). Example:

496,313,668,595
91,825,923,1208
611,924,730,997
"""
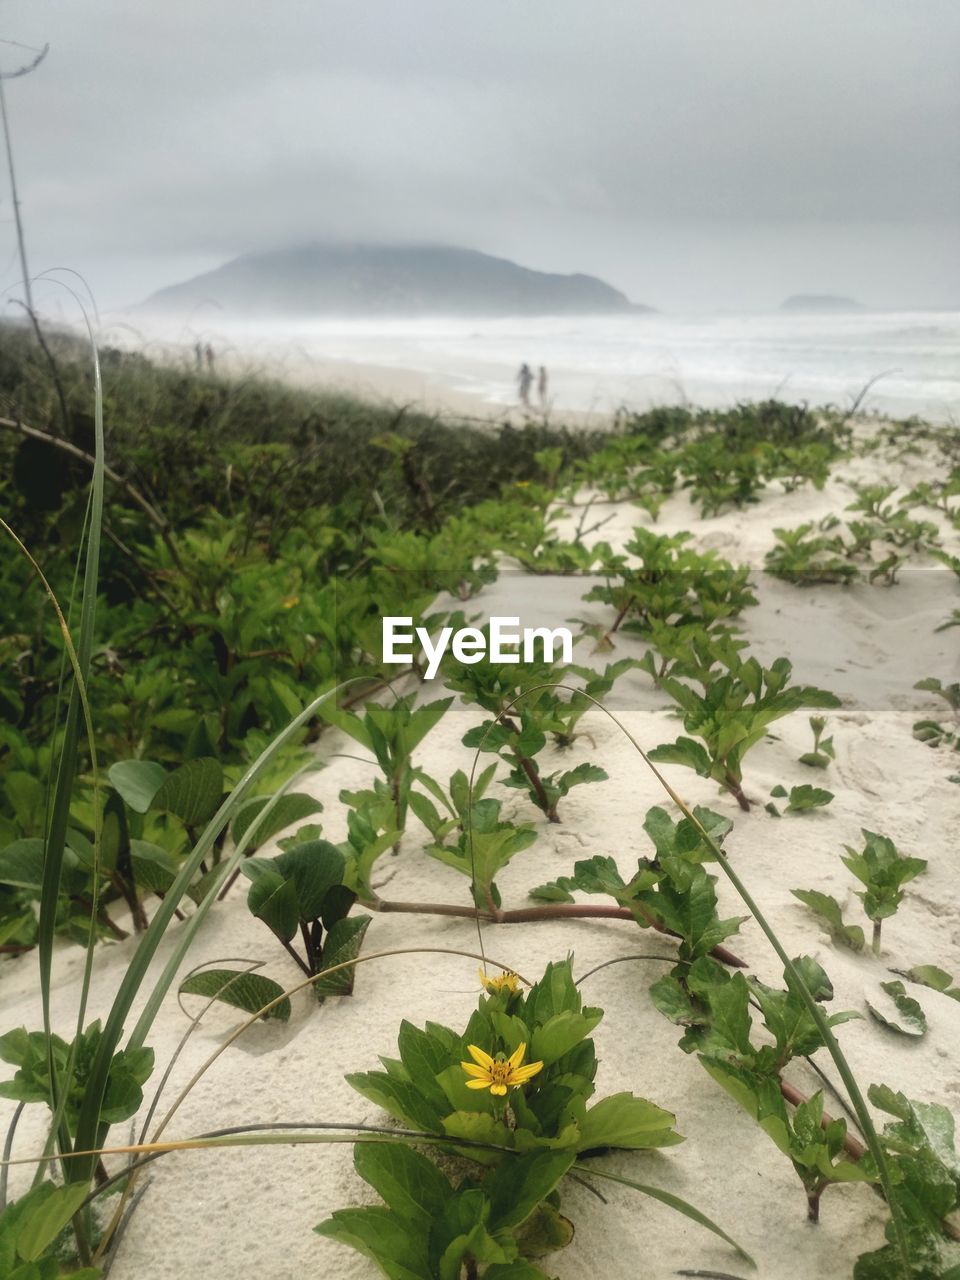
0,1,957,313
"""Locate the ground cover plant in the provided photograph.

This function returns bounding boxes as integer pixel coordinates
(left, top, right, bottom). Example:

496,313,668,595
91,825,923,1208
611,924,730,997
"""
1,324,959,1280
647,644,841,811
317,958,752,1279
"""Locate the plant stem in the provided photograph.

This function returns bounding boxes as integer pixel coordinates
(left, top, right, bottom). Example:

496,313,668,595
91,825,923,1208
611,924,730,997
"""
872,918,882,956
517,751,557,821
364,896,746,967
806,1183,824,1224
725,774,751,812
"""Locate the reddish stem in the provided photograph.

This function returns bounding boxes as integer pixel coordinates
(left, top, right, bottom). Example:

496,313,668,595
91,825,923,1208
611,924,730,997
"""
367,896,746,967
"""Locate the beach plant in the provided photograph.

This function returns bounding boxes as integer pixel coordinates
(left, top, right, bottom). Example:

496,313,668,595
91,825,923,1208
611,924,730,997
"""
240,830,371,999
914,677,960,716
0,330,382,1268
648,647,841,810
765,521,860,586
853,1084,960,1278
318,958,749,1278
424,799,538,912
866,980,927,1039
447,640,608,823
790,889,866,952
651,949,869,1222
900,471,960,522
335,794,404,902
913,676,960,751
900,965,960,1002
799,715,835,768
365,520,499,601
841,830,927,956
531,805,744,964
582,528,756,644
765,783,834,816
320,693,452,838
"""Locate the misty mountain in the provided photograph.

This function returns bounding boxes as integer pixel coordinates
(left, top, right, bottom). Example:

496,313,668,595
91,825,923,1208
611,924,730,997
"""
141,244,647,317
781,294,863,312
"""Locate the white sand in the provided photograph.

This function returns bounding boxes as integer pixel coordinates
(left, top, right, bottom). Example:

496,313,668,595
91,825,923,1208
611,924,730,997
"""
1,420,958,1280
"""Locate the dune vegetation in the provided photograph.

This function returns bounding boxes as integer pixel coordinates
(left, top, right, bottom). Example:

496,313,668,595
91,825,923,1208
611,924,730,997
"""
0,322,958,1280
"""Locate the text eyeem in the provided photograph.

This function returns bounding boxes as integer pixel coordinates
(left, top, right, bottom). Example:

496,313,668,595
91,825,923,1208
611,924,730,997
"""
382,616,573,680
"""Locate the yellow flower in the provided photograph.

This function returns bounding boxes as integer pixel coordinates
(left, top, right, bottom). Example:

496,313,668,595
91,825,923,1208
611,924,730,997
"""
461,1042,543,1096
282,595,300,609
478,968,521,996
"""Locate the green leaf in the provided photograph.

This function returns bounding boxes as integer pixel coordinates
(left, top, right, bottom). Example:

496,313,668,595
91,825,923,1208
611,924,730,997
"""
530,1010,602,1065
511,1201,574,1259
231,793,324,852
107,760,167,813
346,1071,444,1131
648,737,713,777
484,1149,575,1230
152,757,224,825
178,968,291,1021
353,1142,451,1230
0,839,45,891
430,1187,510,1280
405,697,454,751
790,888,865,951
577,1092,682,1151
247,871,299,942
527,880,575,904
441,1110,513,1165
867,981,927,1038
315,1206,430,1280
129,840,178,894
784,784,834,812
906,965,960,1002
275,839,345,921
314,914,371,999
16,1182,91,1261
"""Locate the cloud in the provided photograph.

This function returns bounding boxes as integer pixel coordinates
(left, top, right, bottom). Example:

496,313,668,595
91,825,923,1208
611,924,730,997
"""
2,0,957,309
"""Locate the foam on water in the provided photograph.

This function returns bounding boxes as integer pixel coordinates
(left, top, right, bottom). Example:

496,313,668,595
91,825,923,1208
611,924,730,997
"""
146,310,960,421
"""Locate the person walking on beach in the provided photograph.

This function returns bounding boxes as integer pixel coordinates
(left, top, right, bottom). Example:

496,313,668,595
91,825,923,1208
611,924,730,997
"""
538,365,548,410
517,362,533,407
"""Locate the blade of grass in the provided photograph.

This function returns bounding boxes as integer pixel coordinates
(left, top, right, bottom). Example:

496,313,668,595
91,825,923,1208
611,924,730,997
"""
574,1164,755,1267
71,675,374,1181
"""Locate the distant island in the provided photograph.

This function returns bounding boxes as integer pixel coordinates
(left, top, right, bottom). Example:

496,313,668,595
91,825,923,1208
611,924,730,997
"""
780,294,863,313
141,244,651,318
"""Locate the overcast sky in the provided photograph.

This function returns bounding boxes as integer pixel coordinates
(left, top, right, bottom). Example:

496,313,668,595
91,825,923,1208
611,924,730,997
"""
1,0,957,313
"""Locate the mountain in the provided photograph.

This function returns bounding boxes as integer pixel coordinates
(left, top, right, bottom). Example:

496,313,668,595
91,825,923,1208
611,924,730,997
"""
141,244,647,318
780,293,863,313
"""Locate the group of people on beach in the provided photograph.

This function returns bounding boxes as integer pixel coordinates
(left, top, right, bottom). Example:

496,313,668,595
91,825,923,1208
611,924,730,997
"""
517,362,548,409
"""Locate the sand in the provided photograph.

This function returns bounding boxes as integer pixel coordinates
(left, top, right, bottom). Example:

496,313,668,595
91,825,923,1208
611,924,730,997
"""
1,410,958,1280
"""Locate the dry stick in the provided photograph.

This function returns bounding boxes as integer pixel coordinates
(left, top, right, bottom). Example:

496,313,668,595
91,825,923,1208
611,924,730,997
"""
0,415,184,570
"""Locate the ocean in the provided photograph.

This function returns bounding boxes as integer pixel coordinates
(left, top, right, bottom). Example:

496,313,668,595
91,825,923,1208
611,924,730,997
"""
143,309,960,423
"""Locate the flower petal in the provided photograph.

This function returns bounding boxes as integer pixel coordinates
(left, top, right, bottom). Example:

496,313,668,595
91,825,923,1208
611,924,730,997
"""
510,1061,543,1083
506,1042,527,1070
465,1078,492,1090
467,1044,494,1070
490,1083,508,1096
461,1061,489,1079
